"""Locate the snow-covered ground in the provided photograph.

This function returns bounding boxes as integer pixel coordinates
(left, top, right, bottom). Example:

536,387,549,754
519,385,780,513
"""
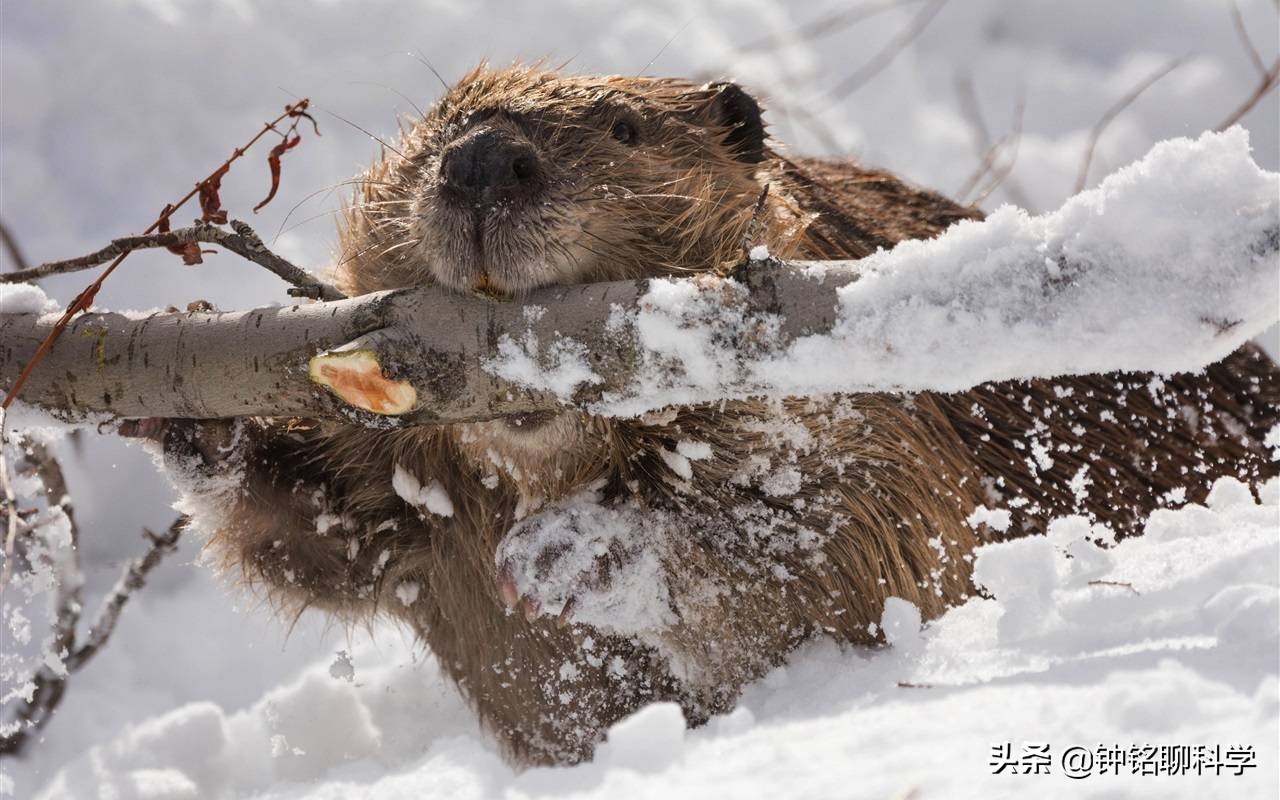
2,1,1278,798
31,477,1280,799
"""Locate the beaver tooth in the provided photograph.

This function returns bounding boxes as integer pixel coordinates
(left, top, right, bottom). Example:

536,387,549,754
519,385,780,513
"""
555,597,576,629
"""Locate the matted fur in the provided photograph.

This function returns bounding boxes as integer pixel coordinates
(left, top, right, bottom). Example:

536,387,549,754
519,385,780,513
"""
181,66,1280,766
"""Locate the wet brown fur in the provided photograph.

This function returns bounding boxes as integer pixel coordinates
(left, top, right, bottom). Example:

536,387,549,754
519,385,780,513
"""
187,66,1280,765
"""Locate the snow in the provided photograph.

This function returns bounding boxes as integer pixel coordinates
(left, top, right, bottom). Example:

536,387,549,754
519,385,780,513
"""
2,0,1278,797
393,581,420,608
486,333,602,402
590,129,1279,415
0,283,56,315
674,439,712,461
25,476,1279,799
967,505,1013,533
494,489,675,635
391,463,454,518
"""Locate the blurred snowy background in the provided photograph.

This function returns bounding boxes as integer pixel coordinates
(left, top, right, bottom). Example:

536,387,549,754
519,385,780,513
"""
1,0,1277,797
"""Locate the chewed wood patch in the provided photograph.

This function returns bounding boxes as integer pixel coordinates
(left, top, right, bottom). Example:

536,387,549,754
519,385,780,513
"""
309,349,416,415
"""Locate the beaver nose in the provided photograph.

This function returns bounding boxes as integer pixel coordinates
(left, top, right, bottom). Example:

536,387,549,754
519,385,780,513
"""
440,129,540,203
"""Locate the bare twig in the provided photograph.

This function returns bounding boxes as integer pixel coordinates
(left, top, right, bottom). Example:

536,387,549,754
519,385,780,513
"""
741,0,924,52
767,93,848,156
0,218,30,273
1074,57,1186,193
0,515,186,756
0,409,19,592
953,76,1033,209
955,140,1006,203
1215,56,1280,131
1,99,316,414
0,222,345,302
827,0,949,101
971,91,1026,206
1230,0,1268,78
66,518,185,670
1087,579,1139,595
0,436,81,755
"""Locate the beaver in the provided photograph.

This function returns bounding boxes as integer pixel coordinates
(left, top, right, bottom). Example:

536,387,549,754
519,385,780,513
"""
155,66,1280,766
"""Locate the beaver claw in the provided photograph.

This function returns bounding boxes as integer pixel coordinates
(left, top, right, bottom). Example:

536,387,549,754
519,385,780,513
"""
493,497,671,631
119,417,242,475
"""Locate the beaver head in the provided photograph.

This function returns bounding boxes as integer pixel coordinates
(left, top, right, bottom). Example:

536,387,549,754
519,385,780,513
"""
335,65,811,297
336,66,811,501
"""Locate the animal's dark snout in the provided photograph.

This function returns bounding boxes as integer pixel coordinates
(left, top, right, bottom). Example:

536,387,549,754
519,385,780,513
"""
440,128,541,203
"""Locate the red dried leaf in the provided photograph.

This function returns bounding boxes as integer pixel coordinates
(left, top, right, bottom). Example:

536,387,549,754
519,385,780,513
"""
253,133,301,213
179,243,204,265
198,163,231,224
292,108,321,137
158,205,203,264
70,283,101,313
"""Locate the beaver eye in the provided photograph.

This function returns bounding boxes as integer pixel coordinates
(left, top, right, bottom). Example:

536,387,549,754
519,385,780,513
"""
610,120,639,146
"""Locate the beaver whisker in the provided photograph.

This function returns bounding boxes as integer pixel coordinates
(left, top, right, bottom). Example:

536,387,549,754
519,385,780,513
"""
274,178,412,242
374,238,422,260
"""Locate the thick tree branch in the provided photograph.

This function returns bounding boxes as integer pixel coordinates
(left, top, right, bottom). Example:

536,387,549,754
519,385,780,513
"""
1,131,1277,428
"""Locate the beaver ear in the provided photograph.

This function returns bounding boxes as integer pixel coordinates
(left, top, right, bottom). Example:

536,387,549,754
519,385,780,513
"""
704,81,767,164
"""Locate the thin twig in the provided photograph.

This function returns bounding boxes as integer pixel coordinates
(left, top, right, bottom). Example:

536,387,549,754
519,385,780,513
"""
742,0,924,52
1229,0,1268,78
66,518,185,670
1,99,315,414
953,76,1033,209
971,91,1026,206
0,436,81,755
0,218,30,273
1087,579,1140,595
0,515,186,756
955,137,1007,202
1215,56,1280,131
827,0,948,101
770,94,847,156
0,222,345,301
0,409,18,592
1074,57,1186,193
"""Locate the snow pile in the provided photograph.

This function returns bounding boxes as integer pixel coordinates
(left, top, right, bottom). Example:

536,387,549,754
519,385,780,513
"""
29,476,1278,799
0,283,57,315
590,129,1279,414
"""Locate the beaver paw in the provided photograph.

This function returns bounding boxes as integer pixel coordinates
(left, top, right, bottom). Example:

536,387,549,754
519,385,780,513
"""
119,418,243,476
494,499,674,633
